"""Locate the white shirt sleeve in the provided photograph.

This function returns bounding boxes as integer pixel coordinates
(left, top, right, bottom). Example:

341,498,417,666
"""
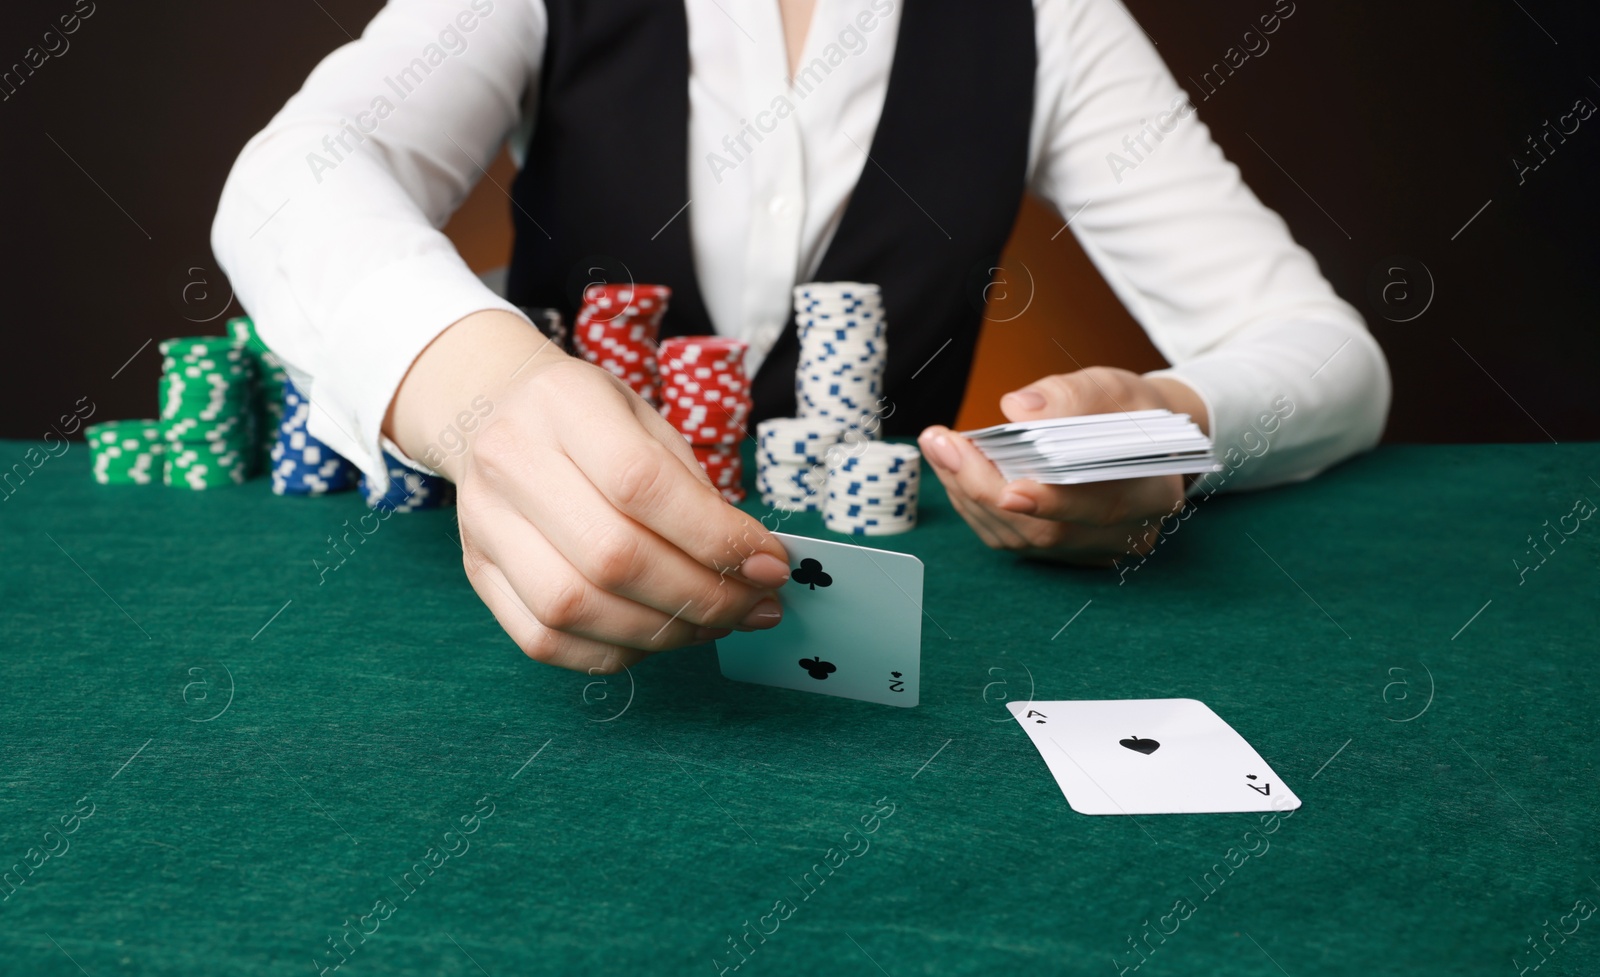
210,0,545,479
1028,0,1391,491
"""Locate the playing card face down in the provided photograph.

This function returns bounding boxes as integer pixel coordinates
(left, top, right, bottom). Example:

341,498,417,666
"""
716,533,923,707
1008,699,1302,815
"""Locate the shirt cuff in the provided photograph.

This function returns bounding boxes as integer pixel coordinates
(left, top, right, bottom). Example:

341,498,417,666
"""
1146,321,1389,498
301,255,525,489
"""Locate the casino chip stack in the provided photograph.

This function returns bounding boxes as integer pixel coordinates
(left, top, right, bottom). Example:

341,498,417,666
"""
359,450,456,513
227,316,288,470
86,421,164,485
573,284,669,406
755,417,847,511
794,282,887,437
657,336,752,503
823,442,921,536
270,378,359,495
158,337,254,489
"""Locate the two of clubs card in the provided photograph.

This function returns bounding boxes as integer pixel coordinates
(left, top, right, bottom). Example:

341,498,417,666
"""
715,532,924,707
1009,698,1302,815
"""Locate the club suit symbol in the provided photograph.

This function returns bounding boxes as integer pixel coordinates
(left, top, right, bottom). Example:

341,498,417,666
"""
1119,735,1160,755
799,657,837,680
792,558,832,590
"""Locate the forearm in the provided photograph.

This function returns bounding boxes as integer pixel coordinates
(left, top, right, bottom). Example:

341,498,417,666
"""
210,0,540,481
1150,318,1391,494
1026,0,1389,492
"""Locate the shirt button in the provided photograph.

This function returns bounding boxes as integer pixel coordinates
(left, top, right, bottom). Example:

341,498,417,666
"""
768,196,786,215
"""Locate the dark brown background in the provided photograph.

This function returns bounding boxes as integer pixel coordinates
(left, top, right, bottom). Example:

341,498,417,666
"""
2,0,1596,440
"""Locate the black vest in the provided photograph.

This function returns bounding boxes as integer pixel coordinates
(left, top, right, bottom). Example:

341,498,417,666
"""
506,0,1035,434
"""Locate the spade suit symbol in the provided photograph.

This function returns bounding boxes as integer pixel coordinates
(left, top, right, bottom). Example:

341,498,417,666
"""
800,657,837,680
1119,735,1160,755
792,558,832,590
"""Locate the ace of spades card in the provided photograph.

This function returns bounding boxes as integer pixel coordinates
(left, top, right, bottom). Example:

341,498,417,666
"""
715,533,924,707
1008,699,1303,815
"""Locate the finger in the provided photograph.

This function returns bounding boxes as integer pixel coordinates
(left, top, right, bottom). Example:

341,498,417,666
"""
914,429,984,532
999,367,1162,423
918,427,1029,549
995,474,1185,528
918,425,1013,511
533,366,789,587
1023,517,1164,566
934,473,992,545
630,394,720,490
468,506,746,650
924,423,1180,528
462,551,650,673
924,422,1170,557
947,490,1023,550
468,453,779,632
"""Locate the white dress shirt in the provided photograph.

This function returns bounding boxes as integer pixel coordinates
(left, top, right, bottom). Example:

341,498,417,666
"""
212,0,1390,492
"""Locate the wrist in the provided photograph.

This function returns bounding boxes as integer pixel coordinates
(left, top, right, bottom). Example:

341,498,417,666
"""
383,309,566,481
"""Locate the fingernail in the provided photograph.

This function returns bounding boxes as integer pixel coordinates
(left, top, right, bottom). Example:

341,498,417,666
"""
1003,390,1047,412
693,626,732,643
740,597,783,630
998,490,1037,514
739,553,790,588
922,433,962,473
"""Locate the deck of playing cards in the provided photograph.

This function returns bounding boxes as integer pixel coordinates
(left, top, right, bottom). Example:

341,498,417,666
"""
1010,699,1301,815
960,409,1219,484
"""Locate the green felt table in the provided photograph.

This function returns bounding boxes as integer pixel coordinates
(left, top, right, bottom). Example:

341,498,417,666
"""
1,439,1597,977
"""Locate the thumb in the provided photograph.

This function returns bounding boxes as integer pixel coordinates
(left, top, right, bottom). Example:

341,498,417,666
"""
1000,374,1081,423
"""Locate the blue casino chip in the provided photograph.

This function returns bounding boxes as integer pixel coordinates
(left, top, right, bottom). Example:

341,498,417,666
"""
360,451,456,513
269,379,359,496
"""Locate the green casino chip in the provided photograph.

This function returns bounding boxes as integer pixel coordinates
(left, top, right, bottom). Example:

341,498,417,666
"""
86,420,164,486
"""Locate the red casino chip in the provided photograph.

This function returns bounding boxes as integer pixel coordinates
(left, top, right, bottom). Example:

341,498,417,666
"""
693,443,745,502
571,285,672,407
583,283,671,323
660,412,749,445
657,335,753,446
